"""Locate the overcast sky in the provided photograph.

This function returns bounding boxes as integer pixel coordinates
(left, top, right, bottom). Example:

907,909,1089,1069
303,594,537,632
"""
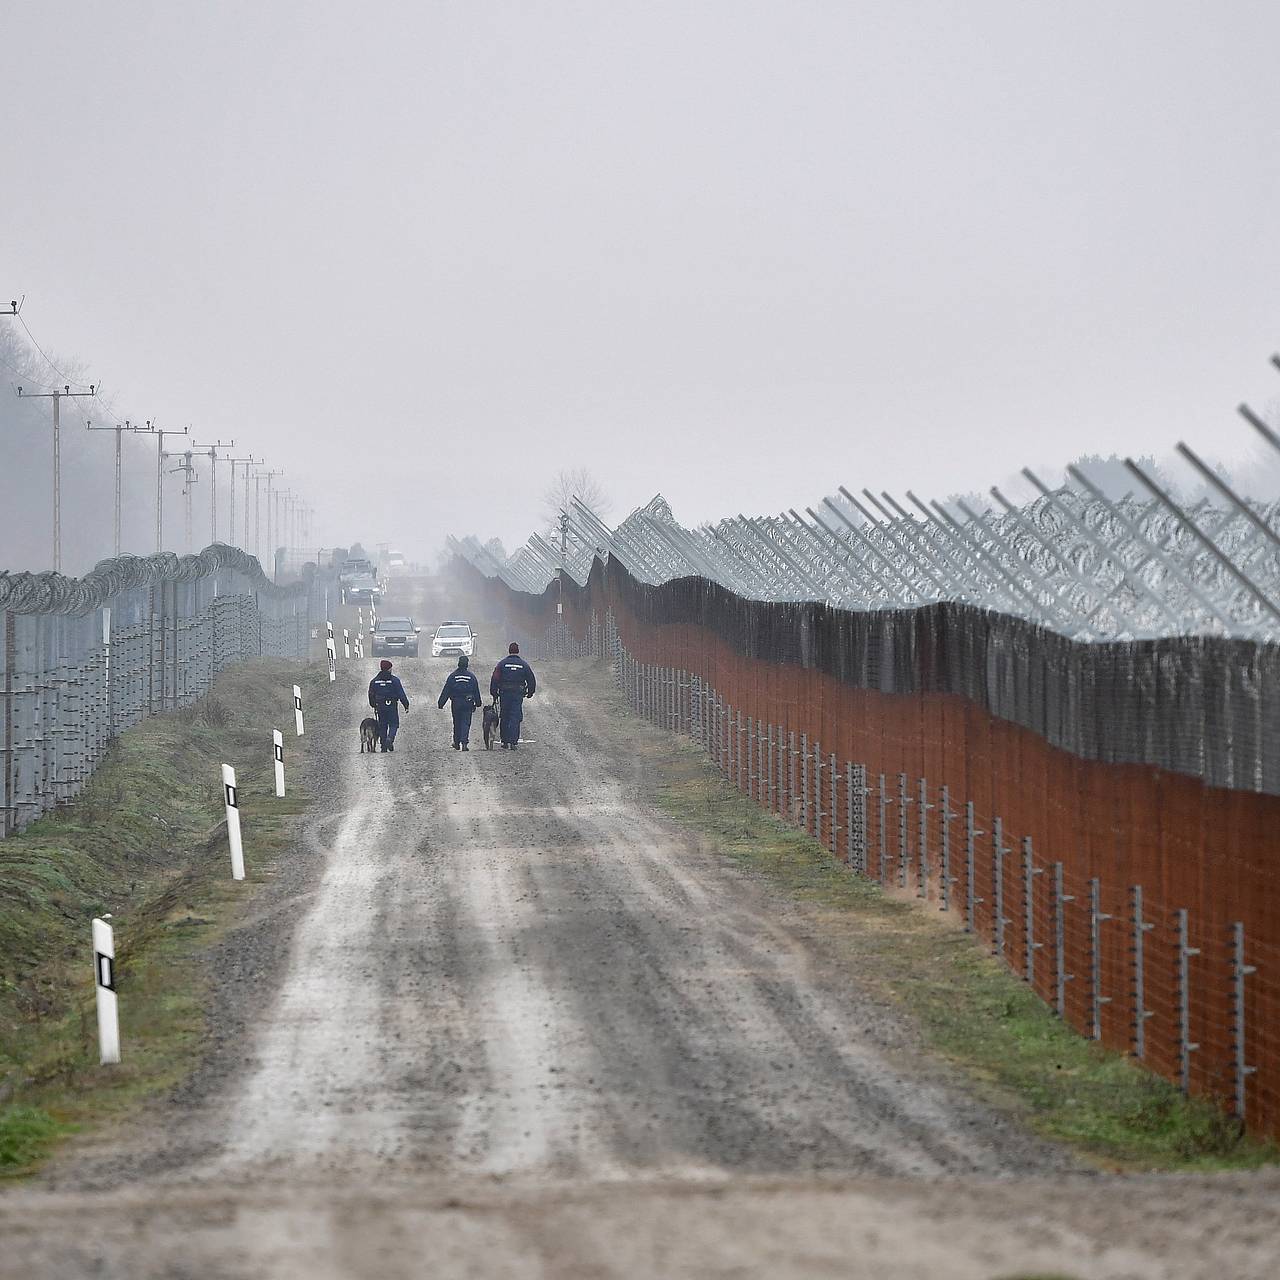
3,1,1279,566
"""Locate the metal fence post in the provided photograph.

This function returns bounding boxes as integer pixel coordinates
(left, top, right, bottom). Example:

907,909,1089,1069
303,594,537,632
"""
916,777,930,898
877,773,889,884
777,724,786,815
789,731,799,825
897,772,910,889
1176,908,1200,1094
1231,921,1257,1120
964,801,978,932
766,722,776,811
992,817,1008,956
812,741,825,840
1131,885,1154,1058
829,751,838,854
799,732,809,831
1089,877,1112,1040
1052,862,1072,1016
939,784,953,911
1024,836,1043,986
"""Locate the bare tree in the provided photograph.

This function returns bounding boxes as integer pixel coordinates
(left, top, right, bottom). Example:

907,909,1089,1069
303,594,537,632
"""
542,467,612,532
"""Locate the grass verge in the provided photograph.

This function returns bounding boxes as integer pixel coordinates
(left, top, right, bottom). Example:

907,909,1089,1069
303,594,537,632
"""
0,659,331,1178
622,702,1277,1172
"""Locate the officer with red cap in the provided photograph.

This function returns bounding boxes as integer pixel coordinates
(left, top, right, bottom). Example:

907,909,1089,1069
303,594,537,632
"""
368,659,410,752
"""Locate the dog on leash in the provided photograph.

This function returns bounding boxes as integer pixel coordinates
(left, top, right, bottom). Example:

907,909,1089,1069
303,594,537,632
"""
359,717,380,754
482,701,499,750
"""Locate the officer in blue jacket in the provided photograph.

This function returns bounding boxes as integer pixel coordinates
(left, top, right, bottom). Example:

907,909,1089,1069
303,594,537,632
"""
489,642,536,749
438,655,482,750
368,660,410,752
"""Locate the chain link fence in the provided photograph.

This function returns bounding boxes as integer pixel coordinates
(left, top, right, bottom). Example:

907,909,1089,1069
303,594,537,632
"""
459,554,1280,1144
1,543,326,837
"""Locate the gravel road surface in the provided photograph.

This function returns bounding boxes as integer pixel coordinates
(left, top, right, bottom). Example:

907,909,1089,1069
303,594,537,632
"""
4,654,1279,1278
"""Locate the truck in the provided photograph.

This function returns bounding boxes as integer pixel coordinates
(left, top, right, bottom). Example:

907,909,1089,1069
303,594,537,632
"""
339,558,381,604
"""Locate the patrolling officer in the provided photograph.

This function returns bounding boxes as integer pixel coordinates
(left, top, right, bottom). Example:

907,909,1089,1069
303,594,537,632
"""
490,642,536,749
438,655,482,750
368,659,410,752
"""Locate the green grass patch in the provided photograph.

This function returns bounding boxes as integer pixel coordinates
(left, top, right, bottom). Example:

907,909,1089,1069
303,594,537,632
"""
618,695,1277,1172
0,659,332,1177
0,1106,67,1168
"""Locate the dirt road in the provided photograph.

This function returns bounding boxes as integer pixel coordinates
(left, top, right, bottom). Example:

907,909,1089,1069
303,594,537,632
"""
3,656,1279,1278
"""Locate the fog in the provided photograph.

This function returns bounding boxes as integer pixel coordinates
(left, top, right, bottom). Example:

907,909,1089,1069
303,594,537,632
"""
3,2,1280,574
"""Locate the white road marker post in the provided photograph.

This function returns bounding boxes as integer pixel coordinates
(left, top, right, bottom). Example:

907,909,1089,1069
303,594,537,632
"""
293,684,305,735
222,763,246,880
92,916,120,1065
326,636,337,682
344,628,351,660
273,729,286,797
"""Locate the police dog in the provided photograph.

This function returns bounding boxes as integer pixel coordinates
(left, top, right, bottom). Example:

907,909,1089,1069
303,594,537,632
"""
359,717,380,754
482,700,499,750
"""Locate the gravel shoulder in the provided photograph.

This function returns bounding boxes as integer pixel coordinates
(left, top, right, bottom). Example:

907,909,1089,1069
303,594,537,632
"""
3,652,1279,1278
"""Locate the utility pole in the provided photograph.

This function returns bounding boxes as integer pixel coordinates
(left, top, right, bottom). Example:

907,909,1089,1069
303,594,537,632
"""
16,381,97,572
256,468,283,576
275,489,294,580
236,457,259,551
192,438,235,546
86,416,145,558
131,423,189,553
223,454,257,551
165,448,200,553
280,491,294,578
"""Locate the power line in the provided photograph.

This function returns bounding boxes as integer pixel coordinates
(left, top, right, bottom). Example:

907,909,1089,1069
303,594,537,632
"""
17,312,85,387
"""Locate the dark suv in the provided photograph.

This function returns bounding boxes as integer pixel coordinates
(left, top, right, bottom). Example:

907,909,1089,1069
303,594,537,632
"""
371,617,421,657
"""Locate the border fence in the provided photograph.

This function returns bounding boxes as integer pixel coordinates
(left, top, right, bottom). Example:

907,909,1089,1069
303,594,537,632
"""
456,553,1280,1144
1,543,325,837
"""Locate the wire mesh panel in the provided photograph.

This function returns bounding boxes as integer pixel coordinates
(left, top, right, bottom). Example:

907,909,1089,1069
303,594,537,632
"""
0,544,323,836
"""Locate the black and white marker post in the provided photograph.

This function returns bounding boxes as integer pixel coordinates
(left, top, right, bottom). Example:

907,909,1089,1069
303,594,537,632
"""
273,730,286,797
293,684,305,735
92,916,120,1065
222,763,246,880
344,628,351,660
327,637,336,682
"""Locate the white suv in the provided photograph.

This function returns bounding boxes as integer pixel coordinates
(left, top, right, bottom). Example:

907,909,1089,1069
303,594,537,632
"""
431,621,475,658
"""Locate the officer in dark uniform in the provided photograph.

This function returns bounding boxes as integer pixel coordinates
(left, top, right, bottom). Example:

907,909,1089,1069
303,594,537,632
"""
368,660,410,751
437,655,482,750
489,642,536,749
